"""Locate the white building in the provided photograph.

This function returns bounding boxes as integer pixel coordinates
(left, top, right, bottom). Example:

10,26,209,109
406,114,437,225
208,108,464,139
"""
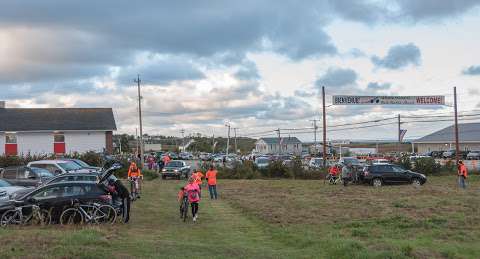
0,104,117,156
255,137,302,155
413,123,480,153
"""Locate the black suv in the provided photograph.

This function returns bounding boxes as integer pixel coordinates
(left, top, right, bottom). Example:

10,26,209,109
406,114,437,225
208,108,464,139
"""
362,164,427,187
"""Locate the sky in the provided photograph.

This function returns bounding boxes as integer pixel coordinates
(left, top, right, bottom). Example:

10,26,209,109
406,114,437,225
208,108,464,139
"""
1,0,479,141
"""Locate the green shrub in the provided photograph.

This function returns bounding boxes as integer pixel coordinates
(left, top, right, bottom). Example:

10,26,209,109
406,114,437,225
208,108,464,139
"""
413,157,441,175
443,159,455,173
142,169,159,180
266,161,293,178
396,154,412,170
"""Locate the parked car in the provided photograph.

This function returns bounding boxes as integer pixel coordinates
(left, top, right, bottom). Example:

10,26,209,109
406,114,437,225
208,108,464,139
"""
339,157,362,166
255,157,270,169
60,158,101,172
27,160,91,175
44,172,99,185
161,160,191,179
0,181,112,221
309,158,327,169
198,153,211,161
362,164,427,187
213,155,225,163
179,152,194,160
0,166,54,187
0,179,26,203
167,153,179,160
466,151,480,160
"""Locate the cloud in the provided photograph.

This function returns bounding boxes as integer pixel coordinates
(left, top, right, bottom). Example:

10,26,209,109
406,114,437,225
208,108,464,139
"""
234,61,261,81
462,65,480,76
294,89,316,98
468,88,480,95
115,54,205,85
315,68,357,88
367,82,392,91
394,0,480,22
371,43,421,70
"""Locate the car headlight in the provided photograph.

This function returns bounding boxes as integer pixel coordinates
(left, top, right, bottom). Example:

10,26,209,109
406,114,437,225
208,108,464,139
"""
162,169,166,172
174,169,179,172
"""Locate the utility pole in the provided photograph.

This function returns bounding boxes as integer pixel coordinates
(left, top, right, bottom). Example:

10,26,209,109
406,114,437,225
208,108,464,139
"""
212,134,215,154
397,114,401,155
225,123,231,156
322,86,327,167
310,119,319,156
275,128,281,155
233,128,238,154
134,75,144,168
180,129,185,152
454,87,460,166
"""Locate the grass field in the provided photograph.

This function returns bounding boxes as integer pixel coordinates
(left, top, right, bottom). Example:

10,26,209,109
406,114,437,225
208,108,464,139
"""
0,176,479,258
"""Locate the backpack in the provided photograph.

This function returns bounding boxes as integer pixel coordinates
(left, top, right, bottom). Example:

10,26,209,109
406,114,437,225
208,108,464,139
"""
188,189,199,200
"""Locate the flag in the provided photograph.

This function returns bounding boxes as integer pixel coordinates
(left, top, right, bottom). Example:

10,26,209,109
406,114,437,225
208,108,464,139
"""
399,129,407,142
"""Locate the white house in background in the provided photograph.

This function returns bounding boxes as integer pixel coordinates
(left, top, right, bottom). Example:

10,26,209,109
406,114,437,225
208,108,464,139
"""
413,123,480,154
0,103,117,156
255,137,302,155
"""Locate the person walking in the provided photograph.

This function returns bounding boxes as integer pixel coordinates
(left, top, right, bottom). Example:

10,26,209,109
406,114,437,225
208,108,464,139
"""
184,177,201,222
458,160,468,189
205,166,218,199
341,163,352,187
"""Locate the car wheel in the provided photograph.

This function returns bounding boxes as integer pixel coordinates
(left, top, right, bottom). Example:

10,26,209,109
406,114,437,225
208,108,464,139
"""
411,178,422,186
372,178,382,187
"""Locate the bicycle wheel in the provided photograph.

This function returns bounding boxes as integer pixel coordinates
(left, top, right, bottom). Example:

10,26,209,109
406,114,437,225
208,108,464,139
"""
94,205,117,224
60,208,84,225
27,209,52,226
1,210,21,227
182,199,189,222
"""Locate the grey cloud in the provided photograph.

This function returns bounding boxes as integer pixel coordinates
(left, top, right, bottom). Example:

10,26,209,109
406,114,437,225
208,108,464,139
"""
316,67,357,87
462,65,480,76
294,89,316,98
394,0,480,21
371,43,421,70
328,0,386,24
367,82,392,91
116,56,205,85
234,61,261,81
468,88,480,95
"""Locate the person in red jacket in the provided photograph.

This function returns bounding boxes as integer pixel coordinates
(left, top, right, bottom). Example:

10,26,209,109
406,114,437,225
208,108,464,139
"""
458,161,468,189
205,166,218,199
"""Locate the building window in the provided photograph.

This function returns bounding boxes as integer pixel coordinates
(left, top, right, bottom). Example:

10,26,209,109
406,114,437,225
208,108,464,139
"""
5,133,17,156
5,133,16,144
54,133,65,143
53,132,65,154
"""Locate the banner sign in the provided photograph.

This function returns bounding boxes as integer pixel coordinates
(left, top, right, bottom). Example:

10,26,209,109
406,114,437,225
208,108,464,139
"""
332,95,445,105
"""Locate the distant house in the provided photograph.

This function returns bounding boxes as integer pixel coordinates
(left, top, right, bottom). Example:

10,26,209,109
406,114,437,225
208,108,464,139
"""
255,137,302,155
0,103,116,156
413,123,480,153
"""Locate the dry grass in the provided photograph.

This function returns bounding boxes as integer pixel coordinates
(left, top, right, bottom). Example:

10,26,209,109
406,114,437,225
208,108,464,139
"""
0,176,479,258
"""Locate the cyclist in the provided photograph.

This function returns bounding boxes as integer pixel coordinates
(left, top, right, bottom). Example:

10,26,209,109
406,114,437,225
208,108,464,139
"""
128,162,143,199
184,177,201,222
328,164,340,184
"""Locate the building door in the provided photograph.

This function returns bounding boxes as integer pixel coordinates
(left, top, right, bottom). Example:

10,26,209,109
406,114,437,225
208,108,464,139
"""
54,133,66,154
5,133,17,156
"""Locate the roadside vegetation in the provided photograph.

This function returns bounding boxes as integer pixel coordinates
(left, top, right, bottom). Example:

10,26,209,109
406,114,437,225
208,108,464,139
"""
1,175,478,258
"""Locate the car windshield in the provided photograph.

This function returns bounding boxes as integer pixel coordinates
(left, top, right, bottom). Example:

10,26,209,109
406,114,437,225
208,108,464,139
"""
58,162,83,171
30,167,54,178
166,161,183,167
0,179,12,187
73,160,90,167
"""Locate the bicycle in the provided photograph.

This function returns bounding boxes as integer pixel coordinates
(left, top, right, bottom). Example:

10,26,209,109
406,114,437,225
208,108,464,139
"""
129,177,142,201
179,193,189,222
1,203,51,227
60,200,117,225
